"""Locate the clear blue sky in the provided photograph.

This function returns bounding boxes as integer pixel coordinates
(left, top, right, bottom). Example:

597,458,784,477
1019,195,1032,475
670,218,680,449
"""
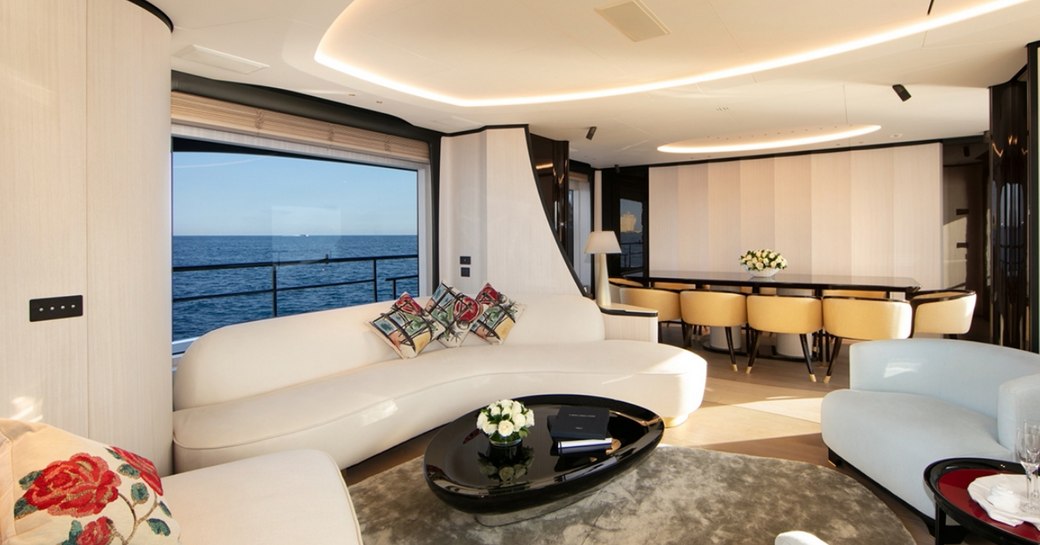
173,152,418,236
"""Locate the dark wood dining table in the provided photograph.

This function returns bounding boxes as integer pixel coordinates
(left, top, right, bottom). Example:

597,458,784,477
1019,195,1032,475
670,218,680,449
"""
633,270,921,298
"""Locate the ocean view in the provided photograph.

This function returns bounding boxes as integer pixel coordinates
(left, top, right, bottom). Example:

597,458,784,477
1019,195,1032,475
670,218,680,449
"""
173,235,418,341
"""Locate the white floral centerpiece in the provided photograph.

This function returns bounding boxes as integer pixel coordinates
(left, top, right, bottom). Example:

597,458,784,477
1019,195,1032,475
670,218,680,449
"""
739,249,788,277
477,399,535,446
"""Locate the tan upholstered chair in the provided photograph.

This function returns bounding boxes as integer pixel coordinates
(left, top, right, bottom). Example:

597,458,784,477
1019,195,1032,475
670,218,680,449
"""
619,286,681,341
679,289,747,370
609,277,644,303
746,294,823,382
821,296,912,383
909,289,976,338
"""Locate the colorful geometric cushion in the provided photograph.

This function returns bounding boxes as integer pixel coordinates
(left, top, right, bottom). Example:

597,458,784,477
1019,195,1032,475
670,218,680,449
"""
368,293,445,358
470,283,525,344
424,284,483,348
0,418,181,545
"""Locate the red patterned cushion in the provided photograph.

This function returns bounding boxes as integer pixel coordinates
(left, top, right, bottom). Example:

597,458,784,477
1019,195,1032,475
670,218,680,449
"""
0,419,181,545
470,283,525,344
424,283,482,348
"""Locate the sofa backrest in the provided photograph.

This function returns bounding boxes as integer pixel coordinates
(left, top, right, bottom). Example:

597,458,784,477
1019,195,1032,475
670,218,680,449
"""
173,293,604,410
849,338,1040,418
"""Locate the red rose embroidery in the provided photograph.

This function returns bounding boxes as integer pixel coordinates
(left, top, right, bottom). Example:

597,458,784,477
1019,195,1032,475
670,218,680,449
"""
23,454,120,517
110,446,163,495
77,517,115,545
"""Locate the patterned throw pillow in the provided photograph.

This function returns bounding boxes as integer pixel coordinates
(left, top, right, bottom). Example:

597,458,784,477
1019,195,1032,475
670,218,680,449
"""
424,283,483,348
470,283,525,344
0,419,181,545
369,293,445,358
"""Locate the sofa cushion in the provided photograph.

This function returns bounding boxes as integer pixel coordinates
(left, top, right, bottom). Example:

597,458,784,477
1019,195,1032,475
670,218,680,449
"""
162,450,361,545
0,419,181,545
367,293,445,358
424,283,481,348
471,283,525,344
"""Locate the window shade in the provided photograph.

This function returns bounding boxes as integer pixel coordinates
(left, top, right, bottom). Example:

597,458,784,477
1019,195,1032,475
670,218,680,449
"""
171,92,429,163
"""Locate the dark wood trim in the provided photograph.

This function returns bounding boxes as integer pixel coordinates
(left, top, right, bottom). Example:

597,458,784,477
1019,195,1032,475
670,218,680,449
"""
126,0,173,31
1029,43,1039,353
599,306,657,318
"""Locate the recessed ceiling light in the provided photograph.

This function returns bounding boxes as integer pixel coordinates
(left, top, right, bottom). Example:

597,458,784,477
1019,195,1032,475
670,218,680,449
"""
658,125,882,154
315,0,1026,107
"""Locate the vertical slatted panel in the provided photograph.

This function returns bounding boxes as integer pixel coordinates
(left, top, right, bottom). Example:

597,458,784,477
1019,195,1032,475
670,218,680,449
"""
893,145,942,288
678,164,710,270
739,157,776,251
811,153,853,274
774,156,813,274
649,166,680,270
707,162,742,270
850,148,895,276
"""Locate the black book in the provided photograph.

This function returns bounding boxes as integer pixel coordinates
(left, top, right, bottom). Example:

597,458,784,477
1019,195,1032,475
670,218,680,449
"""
548,406,610,440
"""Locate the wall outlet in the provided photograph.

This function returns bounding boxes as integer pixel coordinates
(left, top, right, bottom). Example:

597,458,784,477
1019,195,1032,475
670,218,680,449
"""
30,295,83,322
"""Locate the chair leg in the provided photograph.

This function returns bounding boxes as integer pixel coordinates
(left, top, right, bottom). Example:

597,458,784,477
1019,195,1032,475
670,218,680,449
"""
724,326,737,371
683,322,695,347
799,334,817,382
746,329,761,374
825,337,843,384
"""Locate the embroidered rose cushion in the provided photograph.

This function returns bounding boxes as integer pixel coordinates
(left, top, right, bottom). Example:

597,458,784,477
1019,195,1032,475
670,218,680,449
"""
368,293,445,358
470,283,525,344
424,283,482,348
0,419,181,545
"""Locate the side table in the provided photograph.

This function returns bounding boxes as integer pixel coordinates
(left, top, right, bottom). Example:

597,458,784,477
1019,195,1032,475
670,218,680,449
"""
925,458,1039,545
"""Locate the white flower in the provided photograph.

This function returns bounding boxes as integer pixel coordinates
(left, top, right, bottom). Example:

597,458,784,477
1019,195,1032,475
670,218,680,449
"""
497,420,515,437
523,409,535,428
489,404,501,417
477,412,489,430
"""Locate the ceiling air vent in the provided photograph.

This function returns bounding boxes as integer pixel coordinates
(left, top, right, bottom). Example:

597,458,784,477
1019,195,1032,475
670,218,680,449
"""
595,0,670,42
175,45,269,75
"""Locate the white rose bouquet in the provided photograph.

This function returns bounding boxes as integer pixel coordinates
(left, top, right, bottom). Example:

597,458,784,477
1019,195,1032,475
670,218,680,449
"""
739,249,788,272
476,399,535,444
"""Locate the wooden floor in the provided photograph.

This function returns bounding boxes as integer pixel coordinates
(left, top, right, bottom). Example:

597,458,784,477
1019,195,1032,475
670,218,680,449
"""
343,327,989,545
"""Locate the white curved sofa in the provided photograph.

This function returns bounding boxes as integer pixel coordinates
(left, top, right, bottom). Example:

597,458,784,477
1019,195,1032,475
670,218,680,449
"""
172,293,706,472
821,339,1040,519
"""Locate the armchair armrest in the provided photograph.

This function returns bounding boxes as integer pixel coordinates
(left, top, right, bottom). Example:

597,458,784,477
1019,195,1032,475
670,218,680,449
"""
600,304,658,342
998,373,1040,450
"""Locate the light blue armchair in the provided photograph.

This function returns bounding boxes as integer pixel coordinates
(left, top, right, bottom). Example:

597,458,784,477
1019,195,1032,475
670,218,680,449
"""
821,339,1040,519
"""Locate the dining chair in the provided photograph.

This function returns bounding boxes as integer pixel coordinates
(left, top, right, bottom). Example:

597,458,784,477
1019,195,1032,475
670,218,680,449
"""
821,296,912,383
609,277,645,304
619,286,682,341
679,289,747,371
746,294,823,382
909,289,976,338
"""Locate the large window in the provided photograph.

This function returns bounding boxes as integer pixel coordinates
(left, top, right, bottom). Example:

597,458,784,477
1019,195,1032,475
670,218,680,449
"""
172,139,422,345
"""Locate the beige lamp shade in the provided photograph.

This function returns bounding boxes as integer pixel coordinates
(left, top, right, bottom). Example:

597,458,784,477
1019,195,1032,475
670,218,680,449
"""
584,230,622,254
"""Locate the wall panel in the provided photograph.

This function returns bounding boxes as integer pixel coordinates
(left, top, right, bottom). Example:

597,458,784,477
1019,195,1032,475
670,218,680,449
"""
646,143,942,289
649,167,680,270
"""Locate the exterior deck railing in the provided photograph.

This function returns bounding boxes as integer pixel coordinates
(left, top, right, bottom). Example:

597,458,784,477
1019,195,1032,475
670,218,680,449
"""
172,254,418,348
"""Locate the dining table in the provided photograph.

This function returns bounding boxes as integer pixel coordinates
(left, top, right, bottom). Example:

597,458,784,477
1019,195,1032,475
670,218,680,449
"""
629,270,921,357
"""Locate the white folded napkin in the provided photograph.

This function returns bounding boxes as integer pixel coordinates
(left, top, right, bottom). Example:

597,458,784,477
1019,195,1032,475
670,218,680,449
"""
967,473,1040,529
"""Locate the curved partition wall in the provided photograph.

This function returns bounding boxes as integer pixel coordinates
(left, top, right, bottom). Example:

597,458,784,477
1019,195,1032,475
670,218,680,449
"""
0,0,172,472
440,127,581,296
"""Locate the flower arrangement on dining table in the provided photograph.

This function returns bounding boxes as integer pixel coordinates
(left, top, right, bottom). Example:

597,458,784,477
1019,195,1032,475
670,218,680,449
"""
477,399,536,445
739,249,788,272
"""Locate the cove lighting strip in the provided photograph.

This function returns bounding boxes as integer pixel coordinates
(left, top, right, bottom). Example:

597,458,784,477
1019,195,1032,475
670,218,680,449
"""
315,0,1027,107
657,125,882,154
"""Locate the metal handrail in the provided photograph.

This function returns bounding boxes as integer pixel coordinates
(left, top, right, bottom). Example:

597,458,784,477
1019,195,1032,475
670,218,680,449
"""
173,253,419,317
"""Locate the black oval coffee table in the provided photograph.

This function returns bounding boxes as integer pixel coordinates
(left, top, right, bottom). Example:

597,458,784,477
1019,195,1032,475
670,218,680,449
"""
423,394,664,525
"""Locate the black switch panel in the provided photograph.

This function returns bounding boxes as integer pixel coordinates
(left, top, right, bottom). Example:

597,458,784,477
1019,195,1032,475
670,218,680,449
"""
461,267,470,277
460,256,471,265
30,295,83,322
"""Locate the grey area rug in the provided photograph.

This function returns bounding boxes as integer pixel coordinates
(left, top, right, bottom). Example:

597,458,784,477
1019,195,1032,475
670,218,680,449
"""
349,446,914,545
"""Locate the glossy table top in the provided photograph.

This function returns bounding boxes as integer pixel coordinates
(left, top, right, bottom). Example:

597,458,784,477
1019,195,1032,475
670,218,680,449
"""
423,394,663,515
637,270,921,295
925,458,1039,545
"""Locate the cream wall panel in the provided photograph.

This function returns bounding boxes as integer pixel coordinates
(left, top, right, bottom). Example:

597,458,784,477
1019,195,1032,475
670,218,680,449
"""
850,148,895,276
439,133,487,293
678,165,710,270
649,167,680,270
439,128,578,297
485,129,578,295
893,144,942,288
810,153,853,274
0,1,89,432
85,0,172,472
773,156,813,274
707,162,742,270
739,158,776,251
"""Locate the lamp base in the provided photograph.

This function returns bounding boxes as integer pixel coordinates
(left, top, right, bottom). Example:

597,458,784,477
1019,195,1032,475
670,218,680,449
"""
595,254,611,307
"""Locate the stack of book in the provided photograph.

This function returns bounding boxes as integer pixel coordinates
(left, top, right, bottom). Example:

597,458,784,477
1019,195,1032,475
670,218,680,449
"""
547,406,613,454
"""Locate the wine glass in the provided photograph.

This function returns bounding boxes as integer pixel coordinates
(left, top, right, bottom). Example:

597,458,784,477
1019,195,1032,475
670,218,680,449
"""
1016,421,1040,513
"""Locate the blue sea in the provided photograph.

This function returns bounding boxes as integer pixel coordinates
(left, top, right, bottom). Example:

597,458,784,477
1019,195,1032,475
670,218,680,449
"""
173,235,418,341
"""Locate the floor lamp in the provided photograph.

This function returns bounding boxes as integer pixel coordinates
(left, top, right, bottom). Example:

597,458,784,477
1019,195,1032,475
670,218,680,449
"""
584,230,622,307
